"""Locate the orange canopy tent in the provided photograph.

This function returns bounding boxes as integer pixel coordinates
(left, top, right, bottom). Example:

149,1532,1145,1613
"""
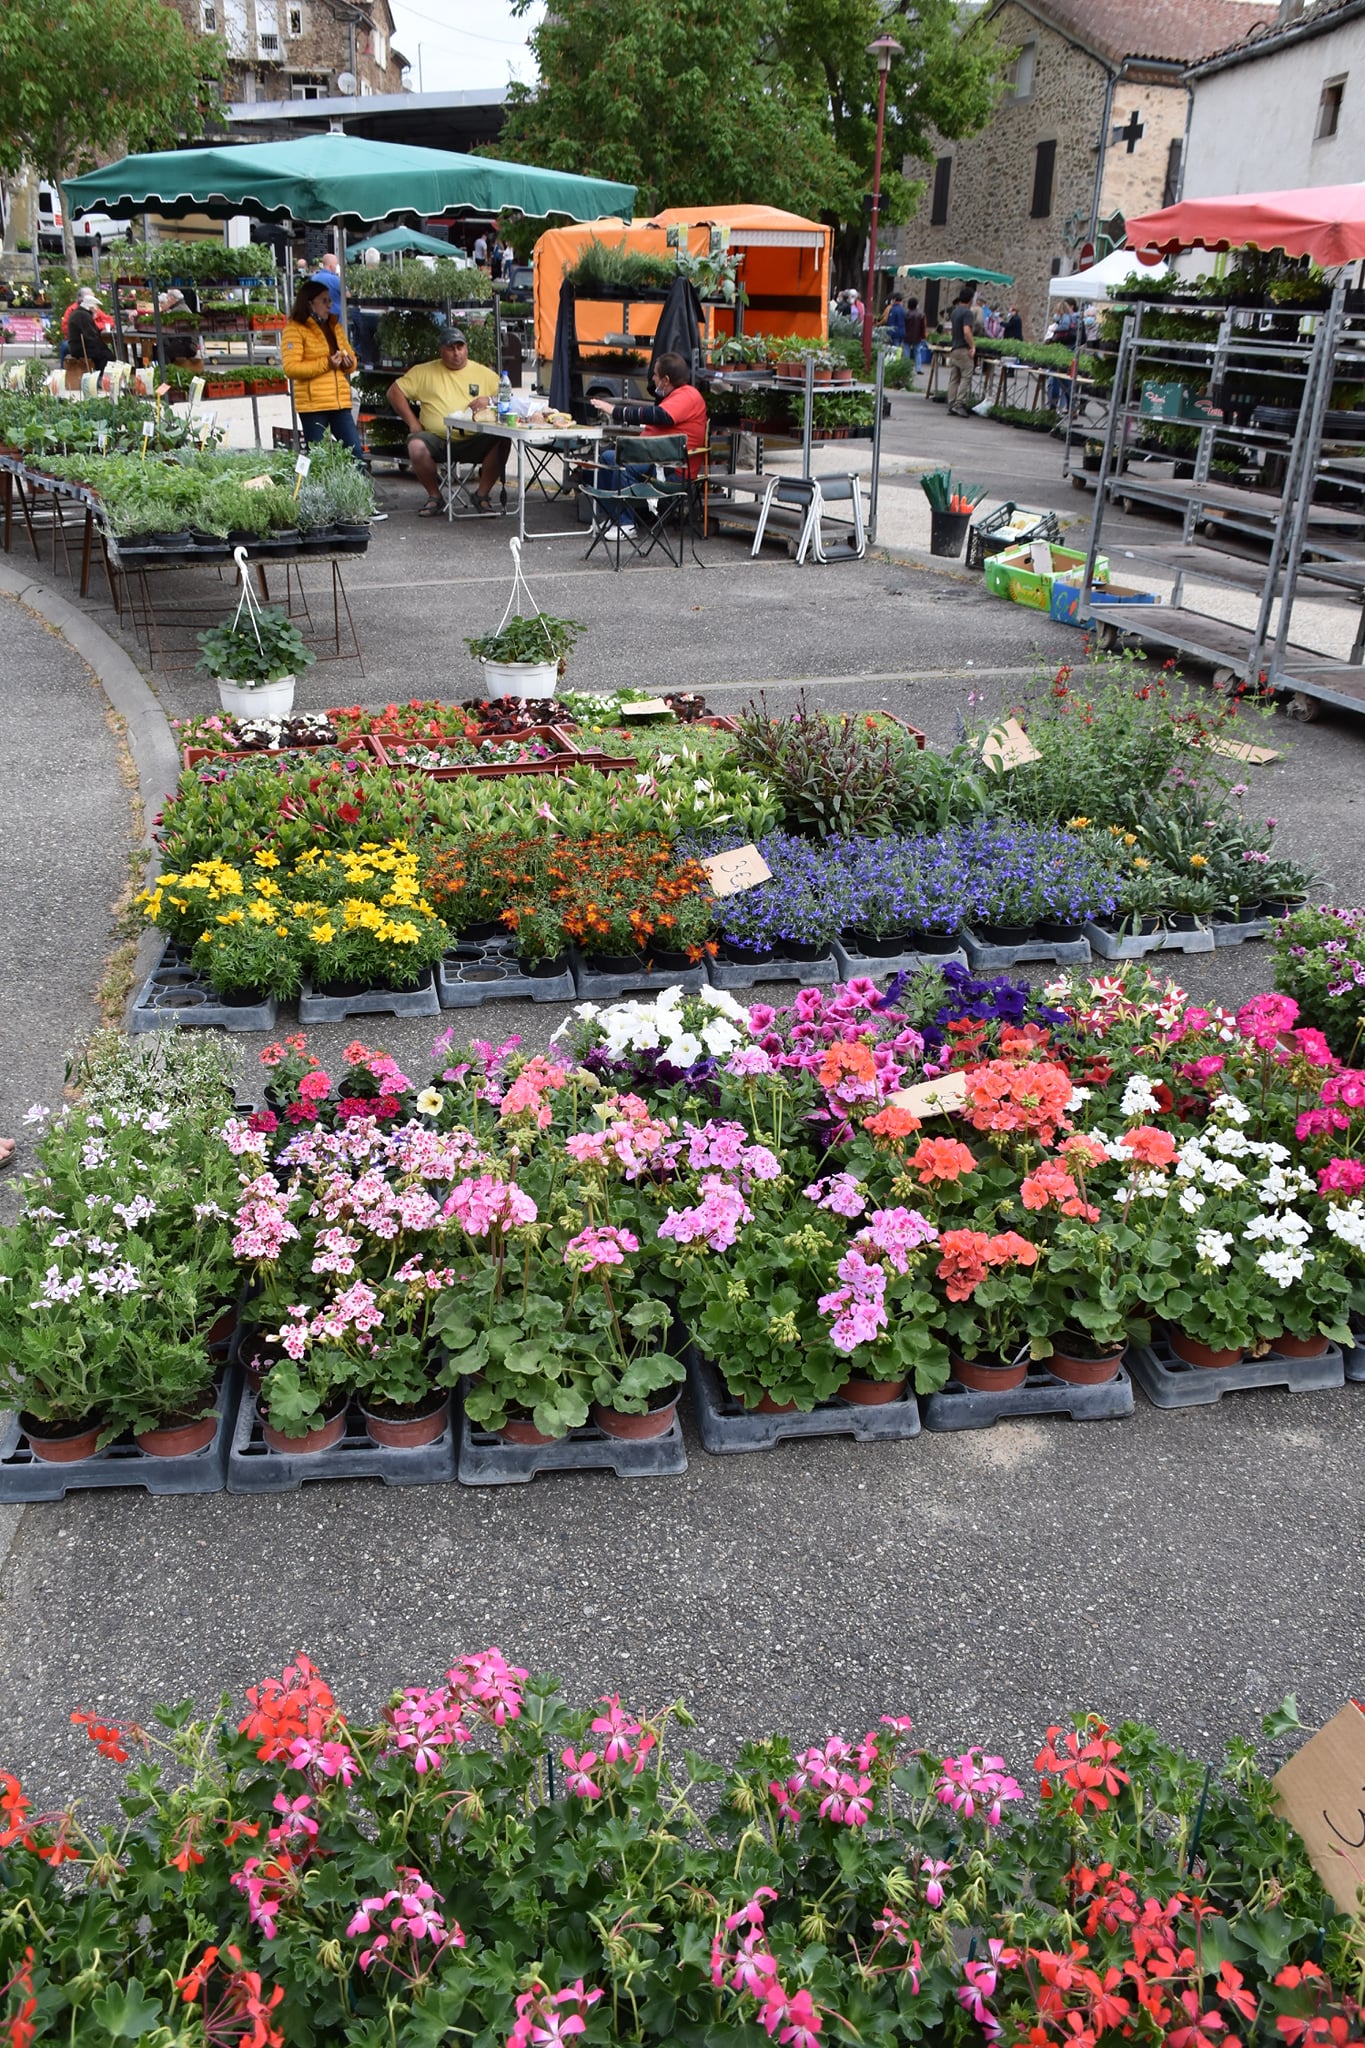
531,205,831,362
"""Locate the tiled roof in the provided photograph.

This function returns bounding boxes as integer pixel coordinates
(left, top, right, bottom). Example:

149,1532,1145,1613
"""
1018,0,1279,65
1189,0,1365,74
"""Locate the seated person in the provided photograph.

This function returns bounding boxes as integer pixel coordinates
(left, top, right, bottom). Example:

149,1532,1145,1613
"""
590,351,707,476
157,287,201,363
385,324,509,516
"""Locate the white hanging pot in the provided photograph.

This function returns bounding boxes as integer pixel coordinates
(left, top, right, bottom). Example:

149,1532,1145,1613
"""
480,658,559,699
217,675,296,719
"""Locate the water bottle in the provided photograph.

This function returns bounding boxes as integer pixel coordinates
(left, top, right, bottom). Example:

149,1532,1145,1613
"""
497,371,513,419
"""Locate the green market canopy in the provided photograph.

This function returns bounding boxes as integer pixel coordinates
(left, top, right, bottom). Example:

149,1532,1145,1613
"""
896,260,1015,284
63,136,636,229
346,225,468,260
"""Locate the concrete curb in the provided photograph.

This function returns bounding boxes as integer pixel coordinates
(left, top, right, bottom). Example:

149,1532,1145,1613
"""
0,562,178,1044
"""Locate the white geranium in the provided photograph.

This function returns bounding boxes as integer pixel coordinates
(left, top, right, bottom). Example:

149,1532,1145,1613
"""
1245,1209,1312,1248
1195,1229,1234,1267
1210,1094,1251,1126
1120,1074,1161,1116
1326,1202,1365,1253
1257,1248,1309,1288
1178,1186,1207,1214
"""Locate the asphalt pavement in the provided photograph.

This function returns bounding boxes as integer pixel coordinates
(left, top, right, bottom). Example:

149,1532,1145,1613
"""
1,406,1363,1811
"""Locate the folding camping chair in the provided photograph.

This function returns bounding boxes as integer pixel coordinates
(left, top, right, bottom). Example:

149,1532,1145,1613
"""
580,433,693,569
750,472,866,564
443,441,508,521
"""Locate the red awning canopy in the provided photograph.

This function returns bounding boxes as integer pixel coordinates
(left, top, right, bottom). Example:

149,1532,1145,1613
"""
1127,184,1365,265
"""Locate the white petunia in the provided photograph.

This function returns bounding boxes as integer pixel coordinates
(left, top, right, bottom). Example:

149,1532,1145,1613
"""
701,1019,742,1055
1066,1087,1092,1112
666,1033,704,1068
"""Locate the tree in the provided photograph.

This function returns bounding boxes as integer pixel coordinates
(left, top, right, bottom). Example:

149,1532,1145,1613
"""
495,0,1003,283
0,0,226,272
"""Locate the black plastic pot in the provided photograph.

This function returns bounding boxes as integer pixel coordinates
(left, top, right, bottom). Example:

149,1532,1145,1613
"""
460,919,505,943
217,986,271,1008
1260,895,1305,919
300,526,339,550
779,939,833,962
929,507,971,559
1166,911,1200,932
316,976,370,998
1036,919,1085,943
976,921,1032,947
518,952,571,978
911,930,965,955
123,529,193,551
719,939,769,965
842,929,910,958
648,947,692,971
585,952,645,975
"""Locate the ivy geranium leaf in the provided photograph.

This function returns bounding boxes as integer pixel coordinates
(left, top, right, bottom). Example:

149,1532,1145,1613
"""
1263,1692,1302,1739
91,1979,164,2038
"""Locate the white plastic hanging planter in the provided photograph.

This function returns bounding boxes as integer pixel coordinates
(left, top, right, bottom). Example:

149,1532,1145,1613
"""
476,539,561,699
213,548,297,718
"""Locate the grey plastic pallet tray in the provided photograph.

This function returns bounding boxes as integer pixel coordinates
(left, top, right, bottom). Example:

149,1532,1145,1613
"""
687,1347,919,1452
921,1366,1133,1432
832,940,969,980
572,956,709,1000
1129,1336,1345,1408
298,970,440,1022
962,932,1093,971
1085,921,1216,961
1212,916,1271,948
438,940,575,1008
457,1406,687,1484
226,1383,458,1489
131,945,277,1034
0,1374,237,1500
1347,1346,1365,1384
710,949,839,990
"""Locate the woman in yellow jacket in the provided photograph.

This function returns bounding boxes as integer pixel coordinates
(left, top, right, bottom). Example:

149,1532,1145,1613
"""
280,280,363,458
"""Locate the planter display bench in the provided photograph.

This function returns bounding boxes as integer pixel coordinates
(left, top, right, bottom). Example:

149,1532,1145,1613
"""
686,1347,920,1453
710,947,840,991
921,1365,1134,1432
832,938,970,979
298,969,441,1023
1086,921,1218,961
963,930,1094,971
573,954,711,1000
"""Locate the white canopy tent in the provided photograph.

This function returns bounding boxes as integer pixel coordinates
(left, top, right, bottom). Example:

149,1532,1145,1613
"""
1048,247,1173,298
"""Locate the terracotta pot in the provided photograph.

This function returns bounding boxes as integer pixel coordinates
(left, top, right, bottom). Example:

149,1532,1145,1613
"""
262,1401,349,1455
1272,1331,1330,1359
20,1413,105,1463
838,1373,908,1405
755,1390,797,1415
952,1353,1028,1393
1167,1329,1244,1369
499,1414,559,1446
135,1409,218,1457
592,1391,680,1439
1048,1338,1126,1386
361,1394,449,1448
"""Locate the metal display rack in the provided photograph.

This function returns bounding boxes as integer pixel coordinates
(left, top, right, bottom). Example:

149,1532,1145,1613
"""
1077,284,1365,714
109,270,286,450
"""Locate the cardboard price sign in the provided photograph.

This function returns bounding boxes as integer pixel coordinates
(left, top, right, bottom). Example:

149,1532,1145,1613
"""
620,698,673,719
703,845,772,897
1274,1703,1365,1914
1208,736,1281,765
981,718,1042,772
888,1071,970,1118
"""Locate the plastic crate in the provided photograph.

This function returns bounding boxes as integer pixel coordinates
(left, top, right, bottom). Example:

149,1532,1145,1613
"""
965,502,1063,571
984,542,1109,612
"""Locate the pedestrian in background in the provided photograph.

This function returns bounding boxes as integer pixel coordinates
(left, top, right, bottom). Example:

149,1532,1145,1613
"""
947,287,976,416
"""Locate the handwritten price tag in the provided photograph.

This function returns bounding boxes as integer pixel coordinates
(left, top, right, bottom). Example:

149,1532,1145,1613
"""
140,419,154,440
1274,1703,1365,1913
888,1072,970,1118
294,452,311,478
980,717,1041,771
703,845,772,897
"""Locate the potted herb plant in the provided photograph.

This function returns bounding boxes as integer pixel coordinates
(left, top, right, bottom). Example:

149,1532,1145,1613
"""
465,612,584,699
198,605,316,719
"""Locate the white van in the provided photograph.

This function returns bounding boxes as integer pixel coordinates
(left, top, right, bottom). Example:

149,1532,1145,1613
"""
34,185,129,251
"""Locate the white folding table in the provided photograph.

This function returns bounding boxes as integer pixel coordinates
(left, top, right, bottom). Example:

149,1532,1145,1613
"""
443,414,604,543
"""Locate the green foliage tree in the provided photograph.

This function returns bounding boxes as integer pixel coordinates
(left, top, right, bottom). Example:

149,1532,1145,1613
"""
495,0,1002,281
0,0,226,273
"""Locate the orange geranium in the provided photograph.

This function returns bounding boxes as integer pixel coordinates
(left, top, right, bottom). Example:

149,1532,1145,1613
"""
1020,1158,1100,1222
1118,1125,1178,1168
238,1654,340,1764
936,1228,1039,1301
818,1040,877,1092
910,1136,978,1184
966,1059,1074,1144
863,1104,920,1141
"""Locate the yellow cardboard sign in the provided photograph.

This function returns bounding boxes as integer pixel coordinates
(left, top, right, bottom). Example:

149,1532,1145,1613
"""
703,845,773,897
981,718,1042,771
1208,736,1280,765
1274,1704,1365,1915
888,1071,970,1117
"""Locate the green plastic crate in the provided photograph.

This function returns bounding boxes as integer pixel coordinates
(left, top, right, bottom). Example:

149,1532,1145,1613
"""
983,542,1109,612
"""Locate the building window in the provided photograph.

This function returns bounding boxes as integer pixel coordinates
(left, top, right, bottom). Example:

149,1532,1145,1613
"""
287,5,302,30
201,1,216,24
1162,138,1183,207
924,279,941,325
258,31,279,53
373,29,386,67
1030,139,1056,219
1006,40,1036,99
930,155,952,226
1317,76,1346,138
290,77,324,96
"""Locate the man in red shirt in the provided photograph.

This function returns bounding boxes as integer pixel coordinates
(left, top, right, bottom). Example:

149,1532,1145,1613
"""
590,352,708,476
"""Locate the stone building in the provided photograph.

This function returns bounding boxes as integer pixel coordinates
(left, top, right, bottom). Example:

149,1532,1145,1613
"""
167,0,407,106
901,0,1275,339
1184,0,1365,196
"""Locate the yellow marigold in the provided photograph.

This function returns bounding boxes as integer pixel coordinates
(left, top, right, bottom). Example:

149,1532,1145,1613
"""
311,922,336,944
249,900,276,922
1133,856,1151,871
275,925,289,938
254,877,281,899
386,921,421,945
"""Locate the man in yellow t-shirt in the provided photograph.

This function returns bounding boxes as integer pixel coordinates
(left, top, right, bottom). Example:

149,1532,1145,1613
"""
386,323,509,516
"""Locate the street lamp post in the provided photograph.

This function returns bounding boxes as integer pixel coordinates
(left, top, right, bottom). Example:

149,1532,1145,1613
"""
863,31,904,374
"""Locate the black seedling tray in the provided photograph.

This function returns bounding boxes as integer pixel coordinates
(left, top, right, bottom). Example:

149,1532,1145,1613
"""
921,1366,1133,1432
226,1383,458,1489
687,1347,919,1452
457,1400,687,1484
1129,1336,1345,1408
0,1373,238,1501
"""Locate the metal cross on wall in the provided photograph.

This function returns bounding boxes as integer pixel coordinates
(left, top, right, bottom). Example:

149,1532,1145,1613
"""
1112,109,1145,152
